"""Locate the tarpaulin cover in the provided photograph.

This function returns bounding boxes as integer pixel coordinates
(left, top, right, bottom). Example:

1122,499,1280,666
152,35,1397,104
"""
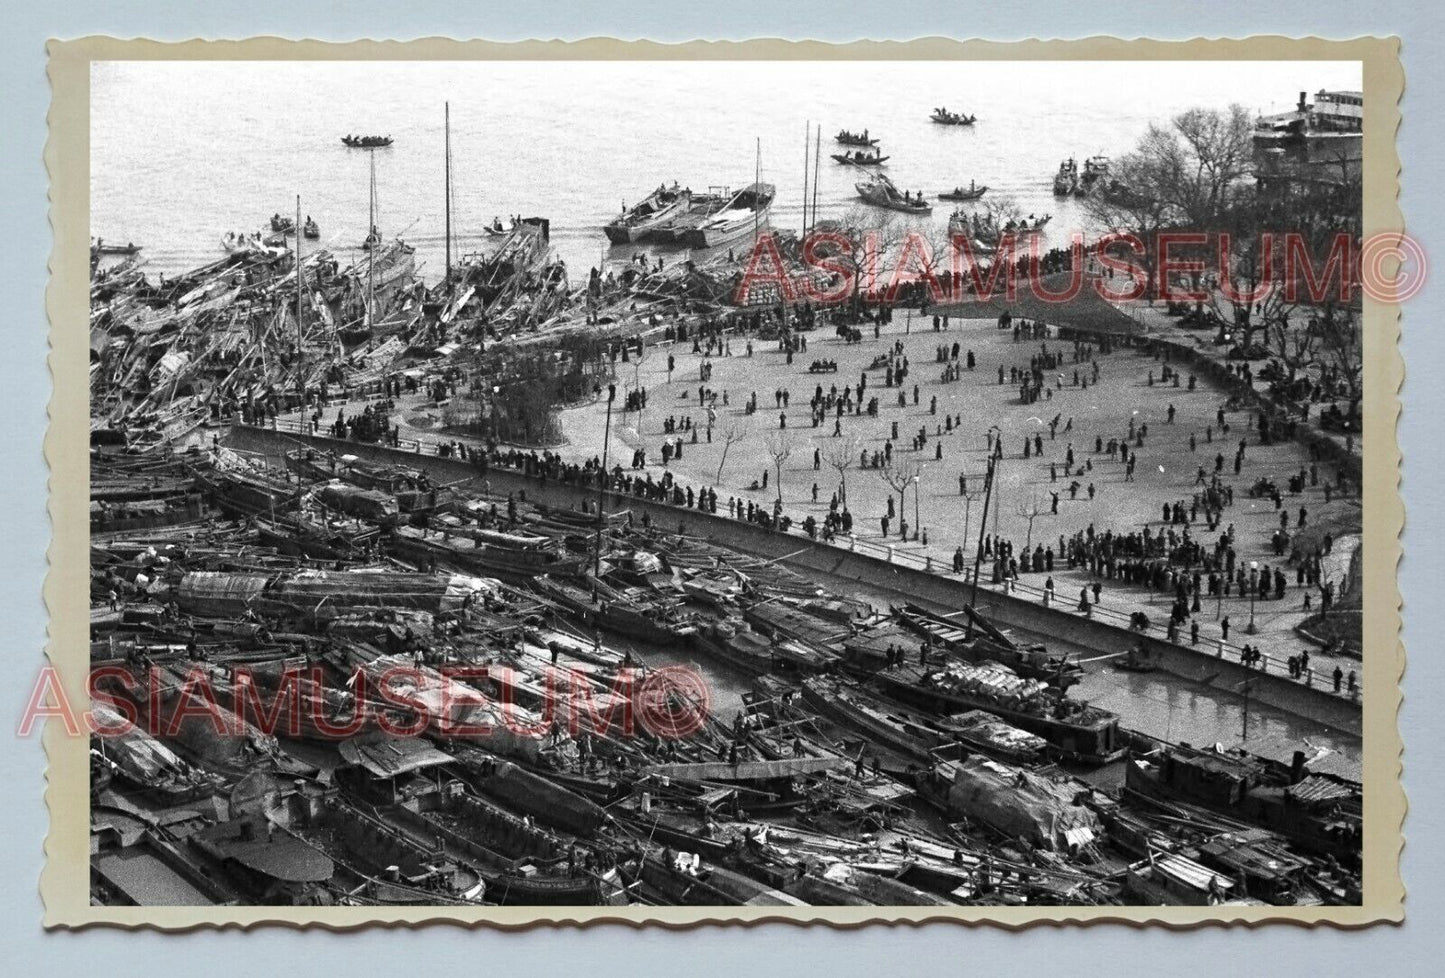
945,756,1100,850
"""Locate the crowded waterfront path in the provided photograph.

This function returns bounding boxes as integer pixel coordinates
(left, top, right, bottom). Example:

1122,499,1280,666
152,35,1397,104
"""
271,305,1364,735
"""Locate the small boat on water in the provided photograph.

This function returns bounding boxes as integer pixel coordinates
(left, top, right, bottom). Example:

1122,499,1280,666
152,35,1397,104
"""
91,238,141,257
832,150,889,167
1053,157,1079,196
835,128,878,147
270,214,296,234
930,107,976,126
1076,155,1111,196
680,182,775,249
948,210,1051,244
221,231,268,255
361,225,382,251
856,174,931,215
938,181,988,202
342,134,393,148
603,182,690,244
302,217,320,239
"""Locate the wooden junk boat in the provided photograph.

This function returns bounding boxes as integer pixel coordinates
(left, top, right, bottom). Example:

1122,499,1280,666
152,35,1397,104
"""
893,603,1083,689
873,659,1123,764
647,190,731,244
1124,743,1363,867
855,174,932,215
341,134,394,148
800,676,1048,766
679,182,776,249
389,524,587,582
603,182,691,244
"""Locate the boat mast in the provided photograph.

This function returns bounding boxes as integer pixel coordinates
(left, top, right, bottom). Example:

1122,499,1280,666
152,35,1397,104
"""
292,192,304,554
367,149,377,328
811,124,821,238
801,120,810,237
295,193,305,421
445,101,453,291
753,137,761,247
968,445,1000,626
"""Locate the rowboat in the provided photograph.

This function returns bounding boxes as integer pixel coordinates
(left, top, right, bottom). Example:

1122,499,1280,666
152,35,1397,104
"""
835,129,878,147
855,174,932,215
930,107,976,126
831,151,889,166
341,134,393,148
91,240,141,256
938,182,988,201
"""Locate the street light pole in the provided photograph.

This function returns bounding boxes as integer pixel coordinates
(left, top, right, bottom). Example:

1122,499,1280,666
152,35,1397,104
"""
1247,559,1259,634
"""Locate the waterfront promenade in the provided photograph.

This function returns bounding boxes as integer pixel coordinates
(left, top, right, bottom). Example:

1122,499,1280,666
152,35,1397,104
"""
268,291,1364,702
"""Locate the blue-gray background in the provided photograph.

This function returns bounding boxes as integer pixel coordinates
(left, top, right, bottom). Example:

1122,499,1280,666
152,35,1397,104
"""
1,3,1439,974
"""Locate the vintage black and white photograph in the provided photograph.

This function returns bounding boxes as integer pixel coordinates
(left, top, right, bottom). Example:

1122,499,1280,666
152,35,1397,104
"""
69,42,1395,922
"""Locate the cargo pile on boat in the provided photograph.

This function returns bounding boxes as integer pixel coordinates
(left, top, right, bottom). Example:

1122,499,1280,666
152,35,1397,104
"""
87,439,1363,907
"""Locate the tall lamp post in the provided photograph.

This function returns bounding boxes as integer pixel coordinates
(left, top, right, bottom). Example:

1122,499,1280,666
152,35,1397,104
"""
1246,559,1259,634
594,383,616,576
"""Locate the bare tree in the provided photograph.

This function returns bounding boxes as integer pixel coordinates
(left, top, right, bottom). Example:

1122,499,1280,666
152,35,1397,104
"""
875,456,922,538
824,207,911,307
764,429,793,504
1015,493,1044,551
714,423,747,484
820,432,860,505
1086,104,1254,302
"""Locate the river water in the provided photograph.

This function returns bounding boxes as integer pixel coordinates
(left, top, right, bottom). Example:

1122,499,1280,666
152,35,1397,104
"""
92,59,1360,282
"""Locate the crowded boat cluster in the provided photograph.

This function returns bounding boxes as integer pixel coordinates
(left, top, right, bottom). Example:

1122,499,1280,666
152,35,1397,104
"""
89,212,1360,907
90,437,1361,908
